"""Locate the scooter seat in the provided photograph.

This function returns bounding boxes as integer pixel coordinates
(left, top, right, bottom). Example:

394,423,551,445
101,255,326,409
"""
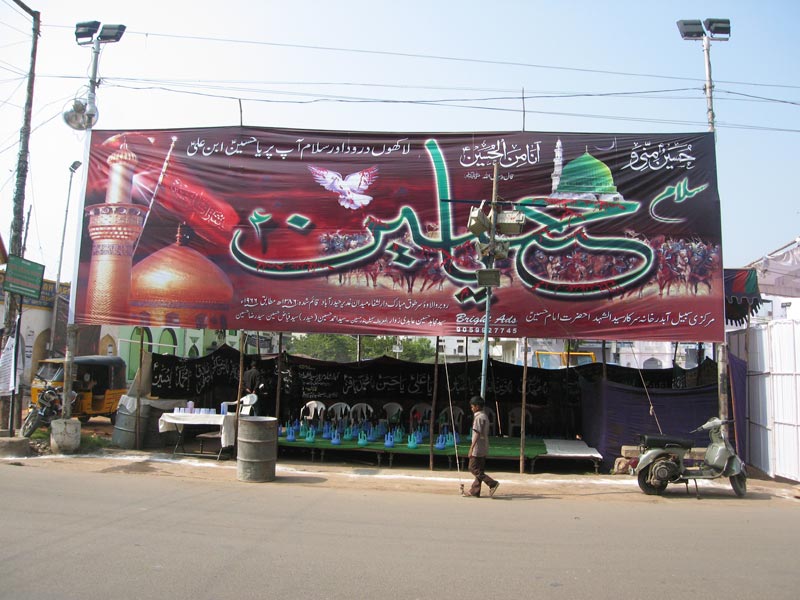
640,434,694,449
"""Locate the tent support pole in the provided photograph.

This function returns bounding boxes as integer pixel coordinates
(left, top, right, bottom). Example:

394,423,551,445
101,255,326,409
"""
520,337,528,474
275,333,283,424
429,336,440,471
135,329,143,450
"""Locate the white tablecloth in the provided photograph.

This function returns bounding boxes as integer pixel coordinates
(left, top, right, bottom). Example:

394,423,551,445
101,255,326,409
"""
158,413,237,448
118,395,188,414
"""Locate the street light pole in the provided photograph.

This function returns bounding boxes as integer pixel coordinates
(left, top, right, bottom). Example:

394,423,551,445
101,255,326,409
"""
48,161,81,357
61,21,126,424
677,18,731,424
702,34,715,132
677,18,731,133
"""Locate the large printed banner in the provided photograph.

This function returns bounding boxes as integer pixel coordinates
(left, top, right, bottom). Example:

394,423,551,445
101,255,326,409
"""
74,127,724,341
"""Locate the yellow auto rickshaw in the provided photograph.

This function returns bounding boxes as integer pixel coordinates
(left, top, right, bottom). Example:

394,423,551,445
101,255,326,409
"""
31,356,127,423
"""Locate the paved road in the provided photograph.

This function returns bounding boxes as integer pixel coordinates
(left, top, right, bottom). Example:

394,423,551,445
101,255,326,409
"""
1,454,798,599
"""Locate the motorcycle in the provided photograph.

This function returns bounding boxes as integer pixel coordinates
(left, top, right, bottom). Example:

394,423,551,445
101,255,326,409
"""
21,386,76,438
635,417,747,498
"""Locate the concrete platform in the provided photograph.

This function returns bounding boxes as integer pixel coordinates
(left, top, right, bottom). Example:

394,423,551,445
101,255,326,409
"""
0,434,31,458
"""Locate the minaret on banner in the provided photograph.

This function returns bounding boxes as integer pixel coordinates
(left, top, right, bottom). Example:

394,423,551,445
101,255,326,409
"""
551,138,563,193
84,139,146,323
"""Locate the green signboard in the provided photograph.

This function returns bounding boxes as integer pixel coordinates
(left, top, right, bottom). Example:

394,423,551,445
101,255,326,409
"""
3,255,45,299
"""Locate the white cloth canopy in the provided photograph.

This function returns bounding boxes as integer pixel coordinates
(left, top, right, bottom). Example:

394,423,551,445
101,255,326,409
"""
747,238,800,298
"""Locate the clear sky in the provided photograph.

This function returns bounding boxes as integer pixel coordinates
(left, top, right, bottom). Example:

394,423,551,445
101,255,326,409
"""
1,0,798,283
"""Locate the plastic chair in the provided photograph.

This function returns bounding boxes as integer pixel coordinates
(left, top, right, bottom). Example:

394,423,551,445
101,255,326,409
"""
483,406,497,436
409,402,432,428
349,403,374,425
199,394,259,459
508,405,535,437
300,400,326,425
327,402,350,422
382,402,403,425
439,406,464,434
220,393,258,417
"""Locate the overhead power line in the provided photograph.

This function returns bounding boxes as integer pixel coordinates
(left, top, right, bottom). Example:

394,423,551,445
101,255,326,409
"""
101,80,800,133
42,22,800,92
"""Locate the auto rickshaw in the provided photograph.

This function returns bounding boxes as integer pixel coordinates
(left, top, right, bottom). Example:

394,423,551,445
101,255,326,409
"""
30,356,127,423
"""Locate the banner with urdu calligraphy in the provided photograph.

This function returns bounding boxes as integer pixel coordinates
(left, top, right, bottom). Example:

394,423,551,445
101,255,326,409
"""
73,126,724,342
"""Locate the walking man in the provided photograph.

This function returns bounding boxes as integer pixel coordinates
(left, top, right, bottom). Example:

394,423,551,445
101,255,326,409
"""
464,395,500,498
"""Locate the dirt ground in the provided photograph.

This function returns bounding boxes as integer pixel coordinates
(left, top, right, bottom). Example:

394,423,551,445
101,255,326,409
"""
6,416,798,503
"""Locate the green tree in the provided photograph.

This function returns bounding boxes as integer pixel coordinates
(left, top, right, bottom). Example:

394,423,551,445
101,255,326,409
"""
286,334,435,363
397,337,435,362
289,334,356,362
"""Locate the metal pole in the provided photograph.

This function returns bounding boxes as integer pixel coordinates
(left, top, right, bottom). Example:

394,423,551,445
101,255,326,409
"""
134,330,143,449
480,163,499,399
701,31,730,425
702,35,715,133
429,336,440,470
520,337,528,473
274,333,283,423
49,162,81,357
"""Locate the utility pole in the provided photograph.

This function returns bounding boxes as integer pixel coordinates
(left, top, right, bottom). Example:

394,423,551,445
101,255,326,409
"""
2,1,39,351
480,163,499,399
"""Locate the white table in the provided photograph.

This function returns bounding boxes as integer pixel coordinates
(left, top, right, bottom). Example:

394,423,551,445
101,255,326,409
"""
158,413,237,455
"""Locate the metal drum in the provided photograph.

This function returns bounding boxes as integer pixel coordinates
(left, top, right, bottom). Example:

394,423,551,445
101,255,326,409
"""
237,416,278,482
111,403,150,449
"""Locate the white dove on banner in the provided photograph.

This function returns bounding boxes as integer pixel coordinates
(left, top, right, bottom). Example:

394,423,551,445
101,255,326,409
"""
308,165,379,209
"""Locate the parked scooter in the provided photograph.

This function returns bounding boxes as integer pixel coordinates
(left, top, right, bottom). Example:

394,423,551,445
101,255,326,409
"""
21,386,76,438
635,417,747,497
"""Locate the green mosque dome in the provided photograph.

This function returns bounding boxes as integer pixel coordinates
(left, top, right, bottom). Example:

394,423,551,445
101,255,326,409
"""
555,152,618,195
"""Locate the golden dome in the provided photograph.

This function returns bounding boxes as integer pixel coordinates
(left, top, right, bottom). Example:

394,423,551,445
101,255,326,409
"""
131,237,233,327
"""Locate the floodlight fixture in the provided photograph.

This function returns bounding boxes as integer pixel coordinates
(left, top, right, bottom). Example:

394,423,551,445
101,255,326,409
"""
677,17,731,132
97,24,126,43
704,18,731,39
676,19,704,40
74,21,100,45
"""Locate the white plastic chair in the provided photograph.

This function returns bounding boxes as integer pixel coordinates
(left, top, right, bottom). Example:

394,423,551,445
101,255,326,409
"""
300,400,326,424
382,402,403,425
439,406,464,434
199,394,258,458
409,402,432,428
508,405,535,437
220,393,258,417
483,406,497,436
327,402,350,422
349,403,374,425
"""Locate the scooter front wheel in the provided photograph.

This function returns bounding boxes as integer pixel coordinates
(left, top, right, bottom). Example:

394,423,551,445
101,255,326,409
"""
637,464,668,495
730,473,747,497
